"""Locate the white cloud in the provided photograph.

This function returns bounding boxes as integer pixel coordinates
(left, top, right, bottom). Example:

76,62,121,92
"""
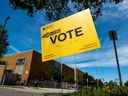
9,45,21,53
118,0,128,11
65,45,128,68
98,0,128,21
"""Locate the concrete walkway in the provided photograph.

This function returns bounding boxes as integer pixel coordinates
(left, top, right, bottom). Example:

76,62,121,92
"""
0,86,76,96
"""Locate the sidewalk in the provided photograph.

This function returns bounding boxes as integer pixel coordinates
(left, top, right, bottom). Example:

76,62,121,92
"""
0,86,76,94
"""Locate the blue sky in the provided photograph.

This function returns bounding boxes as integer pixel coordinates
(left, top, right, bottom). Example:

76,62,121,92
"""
0,0,128,82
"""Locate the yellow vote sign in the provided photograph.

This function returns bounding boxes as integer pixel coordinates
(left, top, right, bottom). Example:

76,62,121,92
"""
41,9,101,62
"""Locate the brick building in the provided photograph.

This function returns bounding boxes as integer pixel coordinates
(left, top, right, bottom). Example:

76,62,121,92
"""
0,50,84,86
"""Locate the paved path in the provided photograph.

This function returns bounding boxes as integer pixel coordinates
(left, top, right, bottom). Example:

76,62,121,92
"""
0,86,76,96
0,87,43,96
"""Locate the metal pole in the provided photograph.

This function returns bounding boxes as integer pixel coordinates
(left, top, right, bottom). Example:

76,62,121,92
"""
86,77,88,96
1,65,6,85
2,72,6,85
87,77,88,88
112,37,123,86
60,63,63,94
74,63,77,96
74,63,77,89
109,30,123,86
81,73,83,96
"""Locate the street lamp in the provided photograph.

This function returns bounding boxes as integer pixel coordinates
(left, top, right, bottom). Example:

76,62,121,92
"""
109,30,122,86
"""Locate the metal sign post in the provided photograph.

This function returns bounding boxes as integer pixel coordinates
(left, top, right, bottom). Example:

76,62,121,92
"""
61,63,63,94
109,30,123,86
74,63,77,89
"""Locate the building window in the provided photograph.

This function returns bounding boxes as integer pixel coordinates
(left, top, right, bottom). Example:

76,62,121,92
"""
16,58,26,65
15,58,26,75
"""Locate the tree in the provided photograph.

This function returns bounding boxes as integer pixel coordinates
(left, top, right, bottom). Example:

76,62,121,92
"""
9,0,123,20
52,66,61,82
0,26,8,58
124,81,128,87
82,72,96,86
0,17,10,60
106,80,118,87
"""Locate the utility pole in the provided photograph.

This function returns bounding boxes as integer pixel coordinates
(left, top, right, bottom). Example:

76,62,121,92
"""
109,30,122,86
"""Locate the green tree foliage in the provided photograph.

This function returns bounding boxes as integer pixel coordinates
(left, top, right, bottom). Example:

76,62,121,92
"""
106,80,118,87
83,73,95,85
0,17,10,64
51,66,61,82
124,81,128,87
0,25,8,59
82,73,104,88
9,0,123,20
66,86,128,96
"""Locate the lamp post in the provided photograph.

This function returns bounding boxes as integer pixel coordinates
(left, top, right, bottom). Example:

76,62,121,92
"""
109,30,122,86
